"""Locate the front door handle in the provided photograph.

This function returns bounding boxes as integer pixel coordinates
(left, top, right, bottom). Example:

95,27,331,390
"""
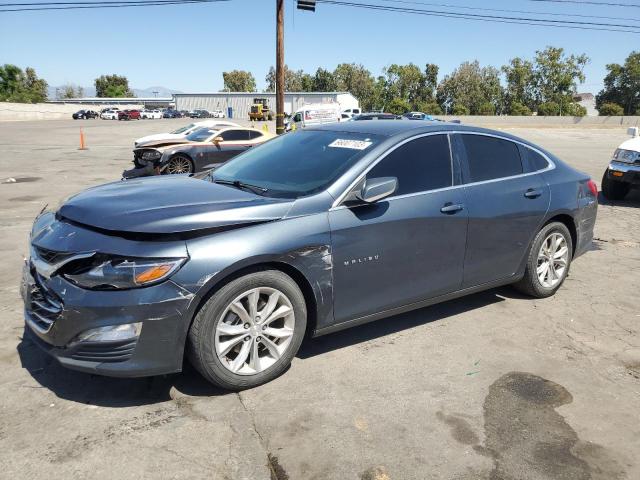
440,203,464,214
524,188,542,199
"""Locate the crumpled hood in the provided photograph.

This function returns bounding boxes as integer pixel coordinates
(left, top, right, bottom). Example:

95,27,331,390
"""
58,175,293,234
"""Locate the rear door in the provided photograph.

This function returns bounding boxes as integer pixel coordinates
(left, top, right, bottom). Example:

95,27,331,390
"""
455,133,550,288
329,133,468,323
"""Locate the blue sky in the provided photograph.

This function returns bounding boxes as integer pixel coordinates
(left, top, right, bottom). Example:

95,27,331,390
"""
0,0,637,94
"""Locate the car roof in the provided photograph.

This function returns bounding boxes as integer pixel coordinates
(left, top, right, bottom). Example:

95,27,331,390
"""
309,119,541,147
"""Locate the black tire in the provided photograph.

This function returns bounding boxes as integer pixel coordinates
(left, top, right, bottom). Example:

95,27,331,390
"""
513,221,573,298
601,169,630,200
164,154,193,175
187,270,307,390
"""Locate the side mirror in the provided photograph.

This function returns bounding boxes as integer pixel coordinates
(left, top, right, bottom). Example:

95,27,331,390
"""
213,136,224,144
627,127,639,138
356,177,397,203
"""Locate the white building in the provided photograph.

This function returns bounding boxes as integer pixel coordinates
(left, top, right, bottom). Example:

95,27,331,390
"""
173,92,359,120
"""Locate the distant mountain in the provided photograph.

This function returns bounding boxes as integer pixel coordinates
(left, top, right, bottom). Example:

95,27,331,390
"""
48,85,182,99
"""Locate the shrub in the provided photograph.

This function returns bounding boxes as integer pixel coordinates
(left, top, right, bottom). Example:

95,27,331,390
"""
537,102,560,116
386,98,411,115
598,102,624,116
416,101,443,115
509,102,532,116
452,104,470,115
477,102,496,116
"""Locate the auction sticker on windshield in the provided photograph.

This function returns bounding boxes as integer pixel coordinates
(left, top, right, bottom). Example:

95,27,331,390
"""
328,139,372,150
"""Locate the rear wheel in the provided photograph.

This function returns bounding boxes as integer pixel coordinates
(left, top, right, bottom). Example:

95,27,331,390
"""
165,154,193,175
601,169,630,200
513,222,573,298
187,270,307,390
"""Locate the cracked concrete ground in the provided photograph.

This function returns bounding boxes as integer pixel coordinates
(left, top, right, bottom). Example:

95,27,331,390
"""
0,119,638,480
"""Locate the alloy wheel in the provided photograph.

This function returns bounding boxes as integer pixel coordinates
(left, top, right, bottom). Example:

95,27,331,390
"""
214,287,295,375
166,157,192,174
536,232,569,288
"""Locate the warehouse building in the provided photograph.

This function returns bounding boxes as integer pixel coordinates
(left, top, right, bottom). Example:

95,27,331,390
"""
173,92,359,119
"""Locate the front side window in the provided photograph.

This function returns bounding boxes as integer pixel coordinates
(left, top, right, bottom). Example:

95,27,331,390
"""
186,128,217,142
367,134,452,196
213,130,382,198
461,134,523,182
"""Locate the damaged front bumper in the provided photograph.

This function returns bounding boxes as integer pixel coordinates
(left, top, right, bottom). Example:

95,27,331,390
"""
608,161,640,186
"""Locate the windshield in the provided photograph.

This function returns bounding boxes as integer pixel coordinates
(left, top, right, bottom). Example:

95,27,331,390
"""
186,127,217,142
213,130,382,198
171,123,196,135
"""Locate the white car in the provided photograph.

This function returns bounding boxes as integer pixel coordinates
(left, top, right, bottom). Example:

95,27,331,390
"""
601,126,640,200
134,120,240,147
141,109,163,120
211,109,226,118
100,109,119,120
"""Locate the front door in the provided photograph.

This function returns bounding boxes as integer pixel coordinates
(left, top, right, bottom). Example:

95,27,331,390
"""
329,134,469,324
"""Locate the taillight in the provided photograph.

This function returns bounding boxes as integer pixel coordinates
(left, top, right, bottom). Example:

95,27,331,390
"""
586,179,598,197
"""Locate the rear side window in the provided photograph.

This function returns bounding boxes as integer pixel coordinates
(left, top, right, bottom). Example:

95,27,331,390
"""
522,146,550,171
368,134,452,195
248,130,263,140
461,135,523,182
221,130,249,141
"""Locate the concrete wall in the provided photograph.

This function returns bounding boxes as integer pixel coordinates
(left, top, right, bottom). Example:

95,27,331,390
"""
0,102,143,121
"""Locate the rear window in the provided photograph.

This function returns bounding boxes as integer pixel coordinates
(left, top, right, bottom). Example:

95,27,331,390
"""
522,146,550,171
461,134,523,182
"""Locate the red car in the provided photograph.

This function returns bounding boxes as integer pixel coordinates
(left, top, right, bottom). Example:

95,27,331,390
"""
118,109,141,121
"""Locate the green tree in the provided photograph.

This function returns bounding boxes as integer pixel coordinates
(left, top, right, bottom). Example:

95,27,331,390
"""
537,102,560,116
421,63,439,103
265,65,311,92
0,64,48,103
312,68,336,92
94,74,133,98
452,104,469,115
381,63,425,108
596,51,640,115
333,63,376,110
502,57,536,111
416,100,442,115
477,101,496,115
598,102,624,116
222,70,256,92
532,47,588,106
386,98,411,115
436,61,502,115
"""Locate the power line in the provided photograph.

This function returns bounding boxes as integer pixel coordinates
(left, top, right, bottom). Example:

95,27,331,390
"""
315,0,640,33
0,0,227,11
527,0,640,8
374,0,640,22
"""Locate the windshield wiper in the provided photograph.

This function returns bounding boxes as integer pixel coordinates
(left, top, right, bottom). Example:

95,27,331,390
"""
214,178,269,194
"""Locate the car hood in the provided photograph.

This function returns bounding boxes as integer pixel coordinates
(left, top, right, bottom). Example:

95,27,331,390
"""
618,136,640,153
135,133,186,146
58,175,294,234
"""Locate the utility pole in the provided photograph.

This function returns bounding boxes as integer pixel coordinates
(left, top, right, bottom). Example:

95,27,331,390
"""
276,0,285,134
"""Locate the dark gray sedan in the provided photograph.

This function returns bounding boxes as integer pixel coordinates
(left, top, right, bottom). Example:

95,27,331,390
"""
22,121,597,390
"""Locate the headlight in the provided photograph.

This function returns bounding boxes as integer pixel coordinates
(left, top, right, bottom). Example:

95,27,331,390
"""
613,149,640,163
64,257,186,290
141,150,162,160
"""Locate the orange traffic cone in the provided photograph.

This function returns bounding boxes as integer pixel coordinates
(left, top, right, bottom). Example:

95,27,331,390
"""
78,128,88,150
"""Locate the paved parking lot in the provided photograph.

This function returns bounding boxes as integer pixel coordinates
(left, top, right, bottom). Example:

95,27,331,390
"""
1,118,639,480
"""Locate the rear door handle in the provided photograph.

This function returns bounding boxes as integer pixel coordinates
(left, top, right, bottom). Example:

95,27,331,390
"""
524,188,542,199
440,203,464,214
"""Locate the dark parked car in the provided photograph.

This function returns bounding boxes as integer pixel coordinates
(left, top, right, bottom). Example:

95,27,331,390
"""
353,112,402,120
189,109,211,118
72,109,98,120
162,109,182,118
118,109,141,120
22,122,597,390
124,126,274,177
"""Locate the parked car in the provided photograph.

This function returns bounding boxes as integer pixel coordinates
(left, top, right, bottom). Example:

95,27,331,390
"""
100,109,119,120
127,126,274,176
601,127,640,200
134,120,240,147
189,109,211,118
403,111,434,120
141,109,163,119
163,109,182,119
211,109,226,118
179,110,190,117
72,109,99,120
342,108,361,117
118,109,141,120
22,121,597,390
352,112,402,120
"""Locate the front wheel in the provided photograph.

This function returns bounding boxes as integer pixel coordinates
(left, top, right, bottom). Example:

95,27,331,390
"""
188,270,307,390
601,169,630,200
165,154,193,175
513,222,573,298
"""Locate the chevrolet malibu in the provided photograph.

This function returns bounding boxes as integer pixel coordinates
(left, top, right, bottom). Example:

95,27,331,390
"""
22,122,598,390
